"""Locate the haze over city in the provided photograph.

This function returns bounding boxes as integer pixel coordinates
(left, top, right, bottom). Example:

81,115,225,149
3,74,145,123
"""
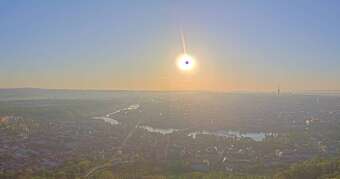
2,1,340,179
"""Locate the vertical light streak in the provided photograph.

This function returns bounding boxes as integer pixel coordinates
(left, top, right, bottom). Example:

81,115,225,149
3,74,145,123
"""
180,27,187,54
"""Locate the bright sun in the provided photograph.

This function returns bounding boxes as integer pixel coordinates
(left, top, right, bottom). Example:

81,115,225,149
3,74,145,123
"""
176,54,195,71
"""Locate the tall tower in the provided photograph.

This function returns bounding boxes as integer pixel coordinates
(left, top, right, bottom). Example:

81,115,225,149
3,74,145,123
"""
277,86,280,96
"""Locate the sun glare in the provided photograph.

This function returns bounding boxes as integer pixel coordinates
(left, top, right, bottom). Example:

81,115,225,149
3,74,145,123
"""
176,54,195,71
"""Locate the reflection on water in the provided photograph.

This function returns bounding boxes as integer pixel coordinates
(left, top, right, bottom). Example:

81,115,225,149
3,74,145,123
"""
188,130,269,141
92,116,119,125
138,125,179,135
138,125,272,141
94,104,273,141
93,104,140,125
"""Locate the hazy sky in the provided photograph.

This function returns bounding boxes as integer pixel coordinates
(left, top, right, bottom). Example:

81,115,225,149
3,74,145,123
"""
1,0,340,91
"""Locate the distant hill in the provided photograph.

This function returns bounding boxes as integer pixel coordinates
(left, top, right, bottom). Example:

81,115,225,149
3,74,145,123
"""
1,88,340,101
0,88,134,101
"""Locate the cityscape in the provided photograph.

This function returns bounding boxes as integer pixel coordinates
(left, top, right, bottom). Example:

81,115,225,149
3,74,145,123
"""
1,89,340,178
2,1,340,178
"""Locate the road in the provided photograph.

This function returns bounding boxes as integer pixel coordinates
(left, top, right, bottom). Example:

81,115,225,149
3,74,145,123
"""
84,160,130,178
84,115,142,178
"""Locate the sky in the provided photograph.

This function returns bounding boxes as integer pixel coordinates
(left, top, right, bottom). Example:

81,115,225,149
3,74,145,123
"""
1,0,340,92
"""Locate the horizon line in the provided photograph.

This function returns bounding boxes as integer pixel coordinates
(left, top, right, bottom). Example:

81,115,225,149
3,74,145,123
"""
1,87,340,94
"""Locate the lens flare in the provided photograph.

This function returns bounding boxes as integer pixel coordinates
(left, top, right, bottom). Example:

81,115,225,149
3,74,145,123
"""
177,54,195,71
